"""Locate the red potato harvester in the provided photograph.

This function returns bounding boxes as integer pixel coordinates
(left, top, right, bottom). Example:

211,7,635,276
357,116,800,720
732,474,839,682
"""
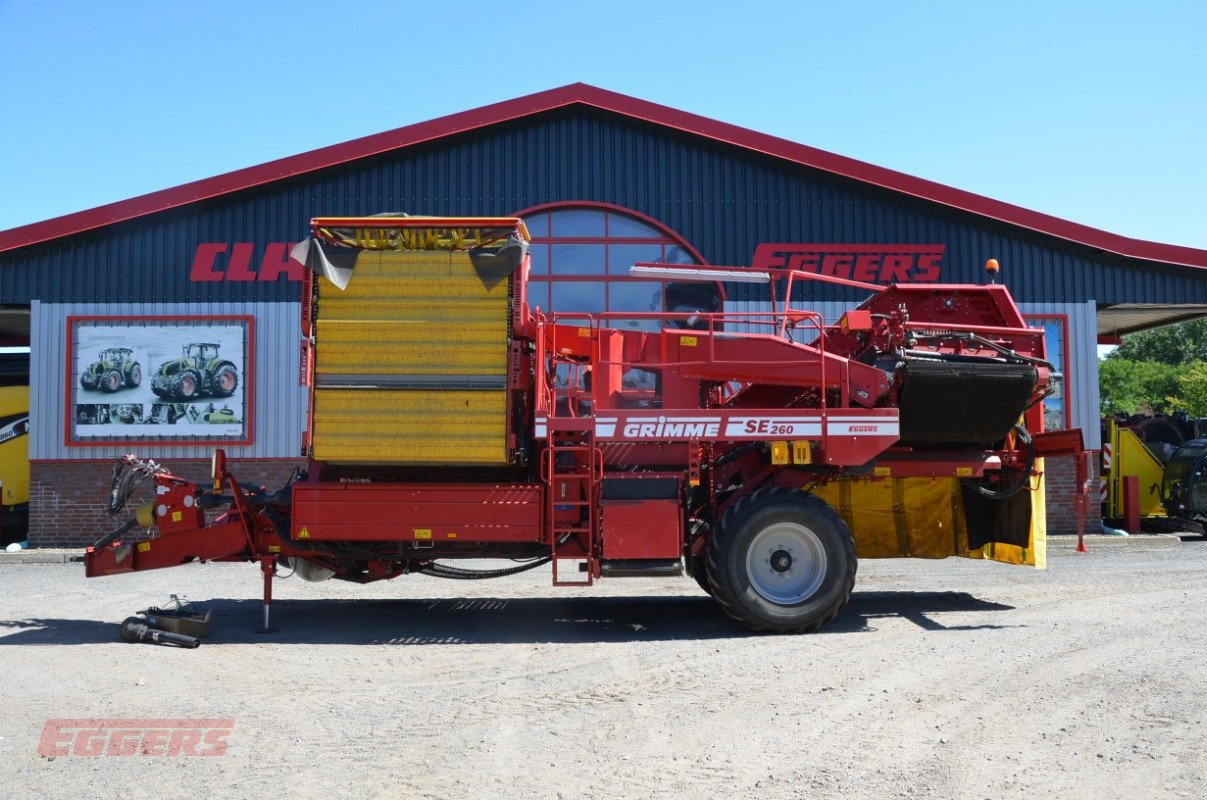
86,217,1088,633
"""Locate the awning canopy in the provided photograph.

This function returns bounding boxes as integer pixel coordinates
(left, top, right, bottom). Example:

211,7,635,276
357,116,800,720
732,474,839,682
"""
1098,304,1207,337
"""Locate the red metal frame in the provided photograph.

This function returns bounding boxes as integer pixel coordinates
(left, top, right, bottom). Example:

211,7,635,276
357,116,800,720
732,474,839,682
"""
83,217,1086,602
512,201,709,264
63,315,255,448
291,482,545,543
5,84,1205,271
311,216,531,242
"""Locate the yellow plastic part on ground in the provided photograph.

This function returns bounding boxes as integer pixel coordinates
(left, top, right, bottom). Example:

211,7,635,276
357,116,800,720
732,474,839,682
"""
812,460,1045,568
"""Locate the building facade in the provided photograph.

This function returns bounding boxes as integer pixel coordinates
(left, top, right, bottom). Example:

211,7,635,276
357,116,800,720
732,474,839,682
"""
3,84,1207,545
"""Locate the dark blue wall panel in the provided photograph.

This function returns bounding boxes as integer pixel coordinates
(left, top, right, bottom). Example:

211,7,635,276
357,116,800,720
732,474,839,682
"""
3,108,1205,306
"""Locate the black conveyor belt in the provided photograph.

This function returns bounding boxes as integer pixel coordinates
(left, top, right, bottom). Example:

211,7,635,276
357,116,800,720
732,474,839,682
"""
896,360,1038,445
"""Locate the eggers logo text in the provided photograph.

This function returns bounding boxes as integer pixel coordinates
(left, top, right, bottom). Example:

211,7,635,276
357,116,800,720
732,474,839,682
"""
38,718,233,757
752,243,944,283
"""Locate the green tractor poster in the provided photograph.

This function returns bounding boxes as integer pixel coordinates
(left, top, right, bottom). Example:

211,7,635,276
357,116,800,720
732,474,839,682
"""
70,319,249,442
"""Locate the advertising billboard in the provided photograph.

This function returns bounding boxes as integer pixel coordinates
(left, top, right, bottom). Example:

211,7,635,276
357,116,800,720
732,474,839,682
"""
67,316,253,445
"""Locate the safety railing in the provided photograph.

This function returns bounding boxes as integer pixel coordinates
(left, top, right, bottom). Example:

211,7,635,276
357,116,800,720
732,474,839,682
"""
532,306,834,426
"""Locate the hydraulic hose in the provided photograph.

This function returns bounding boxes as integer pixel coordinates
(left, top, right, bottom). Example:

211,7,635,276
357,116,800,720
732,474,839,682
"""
415,558,552,580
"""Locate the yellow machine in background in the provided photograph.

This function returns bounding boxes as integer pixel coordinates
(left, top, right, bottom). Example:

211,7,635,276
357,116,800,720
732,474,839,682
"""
1101,418,1167,523
0,385,30,544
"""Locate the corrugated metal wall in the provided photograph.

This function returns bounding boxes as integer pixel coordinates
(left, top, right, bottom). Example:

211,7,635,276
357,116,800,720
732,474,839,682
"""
4,109,1206,306
30,300,304,459
725,298,1101,450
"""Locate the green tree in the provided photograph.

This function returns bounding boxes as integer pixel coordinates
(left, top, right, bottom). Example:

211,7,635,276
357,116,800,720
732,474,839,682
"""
1170,362,1207,417
1108,319,1207,366
1099,358,1187,415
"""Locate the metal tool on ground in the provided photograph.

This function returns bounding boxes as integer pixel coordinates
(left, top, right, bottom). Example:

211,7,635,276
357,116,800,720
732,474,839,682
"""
119,617,201,648
140,594,212,638
85,215,1086,634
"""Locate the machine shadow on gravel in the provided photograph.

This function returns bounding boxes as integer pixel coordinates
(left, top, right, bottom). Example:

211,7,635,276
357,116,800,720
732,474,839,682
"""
0,590,1016,646
822,590,1018,633
0,597,740,646
0,616,120,645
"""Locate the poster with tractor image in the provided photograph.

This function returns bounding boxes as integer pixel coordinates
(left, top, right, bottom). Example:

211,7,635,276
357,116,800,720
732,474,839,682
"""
70,317,251,443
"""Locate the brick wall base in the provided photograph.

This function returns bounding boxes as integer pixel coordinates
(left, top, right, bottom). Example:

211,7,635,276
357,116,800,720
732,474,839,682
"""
1043,456,1101,535
29,459,304,548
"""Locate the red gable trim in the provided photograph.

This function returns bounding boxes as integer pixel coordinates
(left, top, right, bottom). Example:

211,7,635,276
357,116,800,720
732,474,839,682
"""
2,82,1206,270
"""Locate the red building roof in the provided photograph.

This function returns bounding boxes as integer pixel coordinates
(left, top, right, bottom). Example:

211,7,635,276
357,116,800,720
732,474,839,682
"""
2,82,1206,269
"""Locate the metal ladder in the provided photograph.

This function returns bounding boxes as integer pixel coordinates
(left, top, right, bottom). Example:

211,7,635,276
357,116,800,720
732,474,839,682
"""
544,424,599,586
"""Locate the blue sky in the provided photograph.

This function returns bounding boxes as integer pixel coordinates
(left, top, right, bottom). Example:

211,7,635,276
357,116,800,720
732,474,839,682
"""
1,0,1204,249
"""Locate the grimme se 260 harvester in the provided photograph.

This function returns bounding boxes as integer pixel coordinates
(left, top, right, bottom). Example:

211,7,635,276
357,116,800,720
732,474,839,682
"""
86,216,1086,633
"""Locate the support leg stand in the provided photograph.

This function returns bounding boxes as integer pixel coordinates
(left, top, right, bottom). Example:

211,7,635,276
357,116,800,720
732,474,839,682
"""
255,557,279,633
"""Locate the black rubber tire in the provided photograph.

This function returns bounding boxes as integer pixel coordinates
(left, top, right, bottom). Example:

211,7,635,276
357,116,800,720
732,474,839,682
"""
1140,516,1205,535
685,520,714,596
128,362,142,387
689,552,713,596
80,373,97,390
707,487,856,633
101,370,122,392
174,371,199,399
1134,417,1185,452
211,363,238,397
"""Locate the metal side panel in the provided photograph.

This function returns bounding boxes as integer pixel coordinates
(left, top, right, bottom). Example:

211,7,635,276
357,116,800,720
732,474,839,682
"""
291,482,543,541
315,250,511,379
314,318,508,378
312,387,508,465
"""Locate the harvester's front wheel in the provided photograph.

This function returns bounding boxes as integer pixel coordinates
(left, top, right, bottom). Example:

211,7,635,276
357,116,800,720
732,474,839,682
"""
707,488,855,633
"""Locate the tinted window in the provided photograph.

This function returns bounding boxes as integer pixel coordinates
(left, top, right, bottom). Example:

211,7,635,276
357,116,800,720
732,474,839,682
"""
551,244,605,275
549,209,606,237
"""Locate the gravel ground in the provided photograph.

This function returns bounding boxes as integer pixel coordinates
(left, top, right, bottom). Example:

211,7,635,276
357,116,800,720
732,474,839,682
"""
0,539,1204,800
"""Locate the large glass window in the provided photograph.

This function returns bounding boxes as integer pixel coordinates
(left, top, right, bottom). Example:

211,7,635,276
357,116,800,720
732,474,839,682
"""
518,204,715,328
1025,315,1068,431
